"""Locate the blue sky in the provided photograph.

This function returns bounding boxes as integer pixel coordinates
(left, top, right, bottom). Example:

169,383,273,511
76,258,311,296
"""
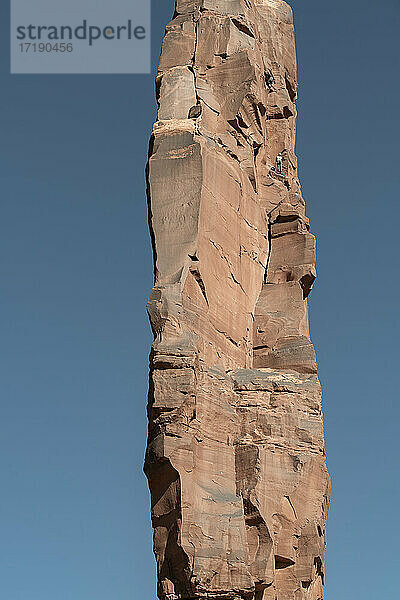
0,1,399,599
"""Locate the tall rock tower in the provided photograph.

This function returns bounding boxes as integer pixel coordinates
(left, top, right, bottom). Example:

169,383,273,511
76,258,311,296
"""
145,1,330,599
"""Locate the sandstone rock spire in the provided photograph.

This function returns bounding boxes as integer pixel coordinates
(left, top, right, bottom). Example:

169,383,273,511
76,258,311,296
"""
144,1,330,599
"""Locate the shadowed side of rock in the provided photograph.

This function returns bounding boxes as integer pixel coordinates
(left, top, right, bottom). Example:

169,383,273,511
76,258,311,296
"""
145,2,330,599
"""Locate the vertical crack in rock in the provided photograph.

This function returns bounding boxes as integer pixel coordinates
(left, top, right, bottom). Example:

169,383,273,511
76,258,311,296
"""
235,444,274,593
145,2,330,599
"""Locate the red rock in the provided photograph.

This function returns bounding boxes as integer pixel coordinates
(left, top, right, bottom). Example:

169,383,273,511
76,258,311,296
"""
145,2,330,599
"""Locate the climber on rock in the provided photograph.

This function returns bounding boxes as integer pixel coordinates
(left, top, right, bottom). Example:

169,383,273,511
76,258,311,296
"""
265,69,275,91
276,153,283,174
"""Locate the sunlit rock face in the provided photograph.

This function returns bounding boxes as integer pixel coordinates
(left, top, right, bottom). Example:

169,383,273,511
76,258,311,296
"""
145,2,330,599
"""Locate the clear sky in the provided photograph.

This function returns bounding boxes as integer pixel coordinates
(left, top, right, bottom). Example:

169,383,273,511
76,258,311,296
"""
1,1,399,599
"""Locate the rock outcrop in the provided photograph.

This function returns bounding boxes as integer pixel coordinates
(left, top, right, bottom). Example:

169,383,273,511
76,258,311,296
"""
145,2,330,599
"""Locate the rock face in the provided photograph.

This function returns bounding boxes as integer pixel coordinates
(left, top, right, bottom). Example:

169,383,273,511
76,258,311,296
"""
145,2,330,599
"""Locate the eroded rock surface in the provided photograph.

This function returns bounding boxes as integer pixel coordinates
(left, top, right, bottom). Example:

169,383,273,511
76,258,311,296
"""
145,2,330,599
